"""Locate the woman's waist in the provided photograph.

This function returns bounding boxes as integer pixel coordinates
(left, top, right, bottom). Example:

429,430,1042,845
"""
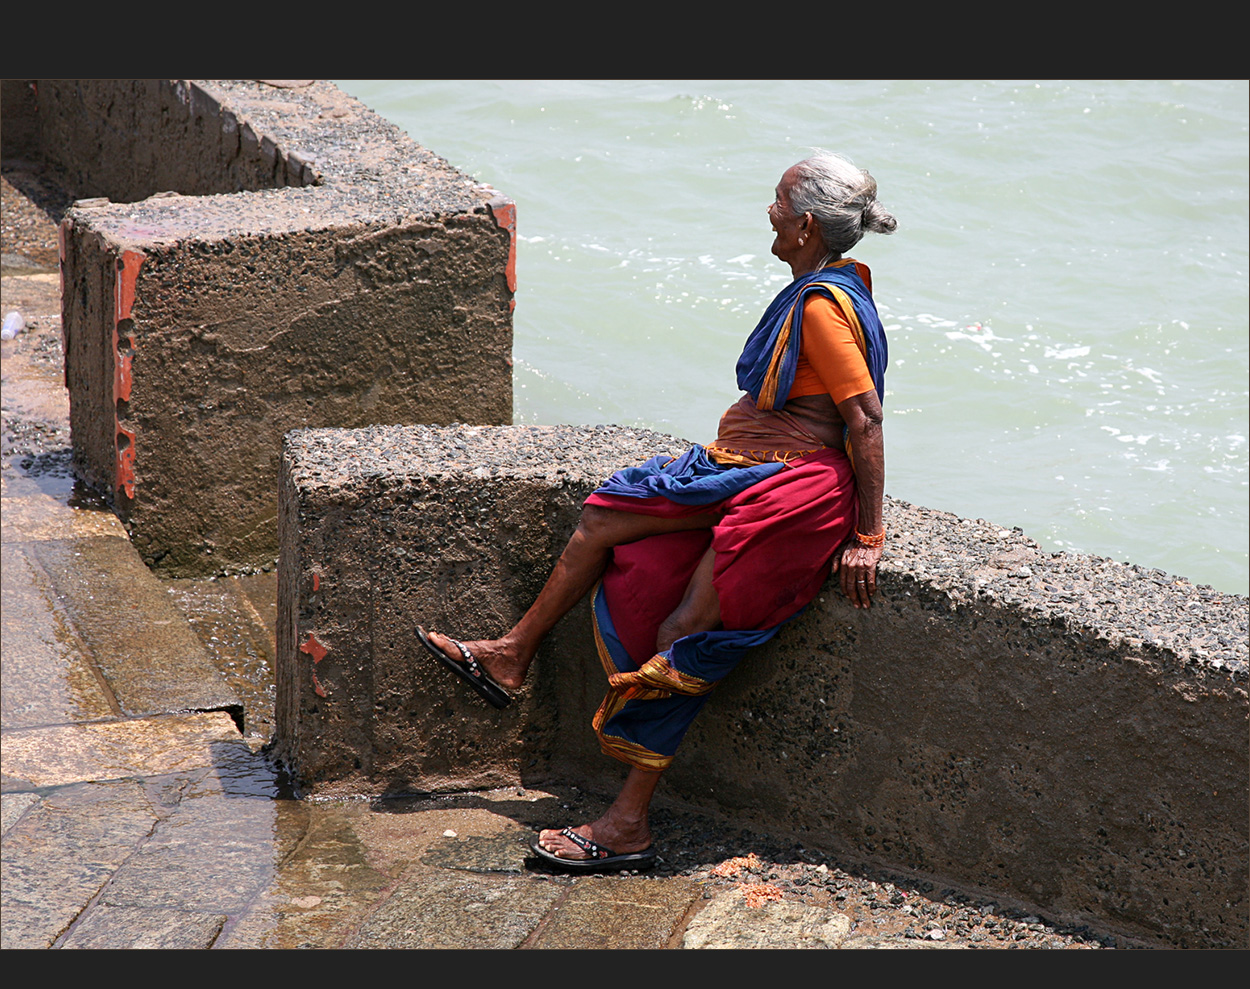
705,394,844,466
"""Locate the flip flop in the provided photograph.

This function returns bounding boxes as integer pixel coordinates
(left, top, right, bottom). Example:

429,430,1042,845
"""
415,626,511,709
529,827,657,873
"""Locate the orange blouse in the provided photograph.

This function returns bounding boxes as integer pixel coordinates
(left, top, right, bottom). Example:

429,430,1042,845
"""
787,293,875,404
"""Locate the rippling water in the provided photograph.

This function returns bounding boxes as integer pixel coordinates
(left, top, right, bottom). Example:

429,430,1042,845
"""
336,80,1248,595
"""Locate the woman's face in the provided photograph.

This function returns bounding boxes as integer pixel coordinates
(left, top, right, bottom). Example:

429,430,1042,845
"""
768,167,807,264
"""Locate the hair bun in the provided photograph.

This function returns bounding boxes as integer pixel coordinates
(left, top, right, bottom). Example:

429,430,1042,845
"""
863,200,898,235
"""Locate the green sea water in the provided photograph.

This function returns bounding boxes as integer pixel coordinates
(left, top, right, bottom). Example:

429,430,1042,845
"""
337,79,1249,595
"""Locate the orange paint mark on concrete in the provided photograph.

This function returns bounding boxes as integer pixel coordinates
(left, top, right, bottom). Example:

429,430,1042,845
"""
116,427,136,499
300,633,328,664
112,249,145,501
312,573,320,591
301,633,330,697
487,198,517,312
116,350,133,403
115,250,144,322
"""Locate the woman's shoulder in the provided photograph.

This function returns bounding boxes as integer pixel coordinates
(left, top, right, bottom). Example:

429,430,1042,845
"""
826,258,872,292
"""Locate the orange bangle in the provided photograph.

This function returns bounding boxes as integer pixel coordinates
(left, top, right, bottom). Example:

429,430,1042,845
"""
854,528,885,548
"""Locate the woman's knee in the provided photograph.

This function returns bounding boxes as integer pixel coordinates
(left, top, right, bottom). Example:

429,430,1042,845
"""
657,609,718,652
657,594,722,652
574,504,621,548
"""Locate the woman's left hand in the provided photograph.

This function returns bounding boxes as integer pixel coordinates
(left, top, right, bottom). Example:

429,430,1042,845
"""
835,539,882,609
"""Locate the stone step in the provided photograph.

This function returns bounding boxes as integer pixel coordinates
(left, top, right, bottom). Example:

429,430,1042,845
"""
2,469,242,732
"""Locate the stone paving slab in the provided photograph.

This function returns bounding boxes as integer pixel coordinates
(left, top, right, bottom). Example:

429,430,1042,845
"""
59,905,227,949
99,741,306,917
100,795,287,915
0,792,40,836
681,887,852,949
26,536,242,718
217,805,391,949
1,542,118,728
0,780,159,948
345,869,565,949
528,875,701,950
0,472,129,543
1,711,242,788
164,575,279,740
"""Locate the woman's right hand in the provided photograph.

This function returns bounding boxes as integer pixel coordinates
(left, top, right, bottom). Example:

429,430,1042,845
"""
834,538,882,609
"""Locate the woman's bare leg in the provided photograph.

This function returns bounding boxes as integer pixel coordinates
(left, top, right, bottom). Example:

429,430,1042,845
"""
656,544,721,652
423,504,721,689
538,546,722,859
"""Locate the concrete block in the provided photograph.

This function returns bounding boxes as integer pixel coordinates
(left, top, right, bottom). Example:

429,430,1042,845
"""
274,422,1247,948
274,423,679,797
39,80,514,576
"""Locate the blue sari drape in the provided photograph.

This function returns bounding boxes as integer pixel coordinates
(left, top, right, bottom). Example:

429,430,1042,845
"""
736,259,888,411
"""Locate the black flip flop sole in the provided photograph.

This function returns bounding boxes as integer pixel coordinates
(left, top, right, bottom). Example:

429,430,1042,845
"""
529,841,657,873
415,626,511,709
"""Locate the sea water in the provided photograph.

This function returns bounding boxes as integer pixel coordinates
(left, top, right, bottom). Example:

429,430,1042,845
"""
336,80,1249,595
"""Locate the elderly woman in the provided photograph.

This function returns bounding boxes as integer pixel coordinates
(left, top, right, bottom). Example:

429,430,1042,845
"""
418,151,897,870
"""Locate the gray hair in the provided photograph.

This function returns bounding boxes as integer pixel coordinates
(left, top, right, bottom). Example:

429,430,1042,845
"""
787,151,897,257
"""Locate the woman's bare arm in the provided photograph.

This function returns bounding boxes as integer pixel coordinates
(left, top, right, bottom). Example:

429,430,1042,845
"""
832,388,884,609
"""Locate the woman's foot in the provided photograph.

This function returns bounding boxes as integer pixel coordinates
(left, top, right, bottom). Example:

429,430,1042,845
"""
422,629,529,690
536,808,652,861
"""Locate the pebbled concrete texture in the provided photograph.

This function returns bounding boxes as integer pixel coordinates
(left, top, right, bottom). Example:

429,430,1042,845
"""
10,79,515,577
274,422,1247,949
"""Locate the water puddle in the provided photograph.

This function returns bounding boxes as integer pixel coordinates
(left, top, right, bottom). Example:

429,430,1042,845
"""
163,574,279,741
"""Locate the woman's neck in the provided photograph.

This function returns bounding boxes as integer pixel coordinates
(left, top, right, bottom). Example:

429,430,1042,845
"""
790,252,841,278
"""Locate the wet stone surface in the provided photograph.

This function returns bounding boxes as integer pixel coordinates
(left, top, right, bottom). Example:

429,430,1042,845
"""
346,870,564,950
526,875,701,950
420,831,534,874
1,780,160,949
164,574,279,741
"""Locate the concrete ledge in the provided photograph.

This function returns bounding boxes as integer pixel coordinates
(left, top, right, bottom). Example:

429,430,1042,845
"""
6,79,515,576
274,423,1247,948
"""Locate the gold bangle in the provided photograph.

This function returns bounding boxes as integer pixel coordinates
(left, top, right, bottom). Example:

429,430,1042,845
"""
854,528,886,548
